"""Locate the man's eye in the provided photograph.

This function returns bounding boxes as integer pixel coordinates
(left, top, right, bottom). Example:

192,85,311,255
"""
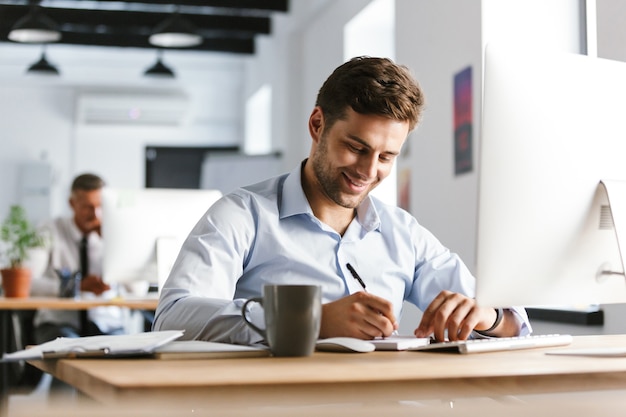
350,145,364,153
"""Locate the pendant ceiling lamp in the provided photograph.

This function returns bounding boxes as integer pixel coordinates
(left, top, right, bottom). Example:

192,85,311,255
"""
144,50,175,78
9,5,61,43
26,47,60,75
149,12,202,48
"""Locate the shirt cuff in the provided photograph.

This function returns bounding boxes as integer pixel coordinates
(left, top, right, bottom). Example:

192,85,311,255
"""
246,301,266,331
471,307,532,339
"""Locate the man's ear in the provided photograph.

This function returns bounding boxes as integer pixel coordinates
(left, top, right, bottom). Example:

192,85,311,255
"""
308,106,325,143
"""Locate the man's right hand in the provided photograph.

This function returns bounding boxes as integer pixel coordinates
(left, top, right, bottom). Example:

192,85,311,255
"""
80,275,110,295
319,292,398,339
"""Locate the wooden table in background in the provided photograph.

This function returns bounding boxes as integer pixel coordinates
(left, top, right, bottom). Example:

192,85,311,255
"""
0,296,158,312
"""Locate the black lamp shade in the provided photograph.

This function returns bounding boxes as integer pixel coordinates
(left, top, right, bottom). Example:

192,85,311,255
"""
144,54,175,78
27,51,60,75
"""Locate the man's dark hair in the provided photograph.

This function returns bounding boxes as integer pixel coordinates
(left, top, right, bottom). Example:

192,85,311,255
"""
315,56,425,133
71,173,105,192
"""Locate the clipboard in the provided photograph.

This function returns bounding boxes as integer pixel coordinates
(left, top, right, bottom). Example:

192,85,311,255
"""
1,330,184,362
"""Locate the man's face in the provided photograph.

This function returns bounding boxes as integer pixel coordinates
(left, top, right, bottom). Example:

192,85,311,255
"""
310,107,409,209
70,189,102,235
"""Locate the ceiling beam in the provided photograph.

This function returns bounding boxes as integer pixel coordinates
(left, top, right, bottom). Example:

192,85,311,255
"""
0,0,288,54
47,32,256,54
62,0,290,13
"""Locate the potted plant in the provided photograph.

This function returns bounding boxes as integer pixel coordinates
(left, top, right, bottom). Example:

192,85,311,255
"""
0,205,46,298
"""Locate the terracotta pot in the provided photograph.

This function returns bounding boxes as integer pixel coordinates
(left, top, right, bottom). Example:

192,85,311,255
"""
0,267,32,298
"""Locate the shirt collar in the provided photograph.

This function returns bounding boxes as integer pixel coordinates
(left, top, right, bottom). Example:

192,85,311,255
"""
69,218,98,243
280,161,313,219
356,196,381,232
69,218,84,242
279,160,381,232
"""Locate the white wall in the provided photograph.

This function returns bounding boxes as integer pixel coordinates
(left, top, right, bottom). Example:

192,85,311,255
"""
482,0,583,54
0,45,245,221
0,84,74,218
395,0,482,269
596,0,626,61
243,0,333,171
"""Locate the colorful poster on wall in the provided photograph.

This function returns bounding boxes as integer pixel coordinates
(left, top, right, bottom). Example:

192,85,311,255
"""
453,66,473,175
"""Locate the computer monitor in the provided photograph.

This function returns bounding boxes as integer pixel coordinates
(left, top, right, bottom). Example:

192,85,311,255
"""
101,187,222,289
475,43,626,308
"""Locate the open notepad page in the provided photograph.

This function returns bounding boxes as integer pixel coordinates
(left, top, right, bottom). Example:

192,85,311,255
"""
370,335,431,351
1,330,184,362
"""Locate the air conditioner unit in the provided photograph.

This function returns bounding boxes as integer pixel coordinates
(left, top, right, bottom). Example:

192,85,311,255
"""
76,92,189,125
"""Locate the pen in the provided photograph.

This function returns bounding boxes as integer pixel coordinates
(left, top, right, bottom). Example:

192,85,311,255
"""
346,263,367,292
346,263,399,336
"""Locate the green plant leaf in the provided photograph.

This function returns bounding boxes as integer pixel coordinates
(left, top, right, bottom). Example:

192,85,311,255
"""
1,205,45,269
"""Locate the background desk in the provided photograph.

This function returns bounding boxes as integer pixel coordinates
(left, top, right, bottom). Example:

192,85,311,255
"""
0,296,158,311
30,334,626,412
0,296,158,415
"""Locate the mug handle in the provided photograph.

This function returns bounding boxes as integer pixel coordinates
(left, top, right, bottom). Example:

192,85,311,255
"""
242,297,266,338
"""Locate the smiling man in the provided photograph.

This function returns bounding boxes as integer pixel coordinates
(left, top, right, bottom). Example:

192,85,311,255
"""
153,57,531,344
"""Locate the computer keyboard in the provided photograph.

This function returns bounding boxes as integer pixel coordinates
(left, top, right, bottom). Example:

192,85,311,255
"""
414,334,573,354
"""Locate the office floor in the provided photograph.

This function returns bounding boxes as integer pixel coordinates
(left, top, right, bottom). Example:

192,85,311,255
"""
9,375,100,417
7,389,626,417
8,373,59,413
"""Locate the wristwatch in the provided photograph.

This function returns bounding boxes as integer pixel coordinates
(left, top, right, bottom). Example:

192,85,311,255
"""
475,307,504,335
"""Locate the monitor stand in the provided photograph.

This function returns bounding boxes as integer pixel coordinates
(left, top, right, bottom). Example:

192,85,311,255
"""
526,180,626,326
598,180,626,282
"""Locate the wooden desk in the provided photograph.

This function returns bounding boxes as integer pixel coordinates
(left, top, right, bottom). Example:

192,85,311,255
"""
0,296,158,415
30,334,626,412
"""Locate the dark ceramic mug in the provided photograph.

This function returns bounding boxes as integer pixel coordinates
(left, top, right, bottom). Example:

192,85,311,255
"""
242,285,322,357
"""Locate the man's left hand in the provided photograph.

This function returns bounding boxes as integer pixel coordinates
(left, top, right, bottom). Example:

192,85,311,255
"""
413,290,498,342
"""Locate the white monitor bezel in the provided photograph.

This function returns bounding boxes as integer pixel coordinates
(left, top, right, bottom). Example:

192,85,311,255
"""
101,187,222,286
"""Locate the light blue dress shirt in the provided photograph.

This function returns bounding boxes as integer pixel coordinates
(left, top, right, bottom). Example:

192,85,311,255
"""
153,163,531,344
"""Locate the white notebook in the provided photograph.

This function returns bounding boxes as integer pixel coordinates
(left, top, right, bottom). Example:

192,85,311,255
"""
152,341,270,359
370,335,431,351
